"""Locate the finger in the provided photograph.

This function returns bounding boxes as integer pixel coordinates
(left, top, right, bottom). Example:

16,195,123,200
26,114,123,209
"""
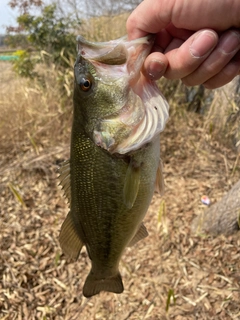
203,51,240,89
182,30,240,86
142,52,168,79
126,0,239,40
126,0,172,40
154,24,194,49
164,38,185,53
163,30,218,80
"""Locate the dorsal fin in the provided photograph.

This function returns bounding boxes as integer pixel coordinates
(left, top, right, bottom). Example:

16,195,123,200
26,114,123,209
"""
58,160,84,260
58,159,71,202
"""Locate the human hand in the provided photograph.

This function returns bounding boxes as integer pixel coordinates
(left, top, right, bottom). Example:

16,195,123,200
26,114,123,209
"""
127,0,240,88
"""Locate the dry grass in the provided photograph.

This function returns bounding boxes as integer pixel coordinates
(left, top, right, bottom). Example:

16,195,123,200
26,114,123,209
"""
79,13,129,41
0,61,72,158
0,40,240,319
203,81,240,154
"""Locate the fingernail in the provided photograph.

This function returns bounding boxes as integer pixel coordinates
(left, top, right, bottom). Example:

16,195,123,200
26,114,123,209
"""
190,30,217,58
219,31,240,54
147,60,165,79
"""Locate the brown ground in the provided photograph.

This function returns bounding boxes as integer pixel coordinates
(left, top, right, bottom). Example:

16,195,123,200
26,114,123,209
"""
0,62,240,320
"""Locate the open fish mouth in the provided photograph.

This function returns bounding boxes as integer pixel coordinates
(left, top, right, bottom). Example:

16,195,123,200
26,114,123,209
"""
77,34,154,66
75,35,169,155
76,35,155,83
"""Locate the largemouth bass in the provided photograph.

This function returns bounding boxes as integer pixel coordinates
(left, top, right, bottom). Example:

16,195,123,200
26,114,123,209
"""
59,35,169,298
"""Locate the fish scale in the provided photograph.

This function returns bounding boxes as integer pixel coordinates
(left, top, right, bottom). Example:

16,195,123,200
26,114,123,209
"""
58,35,169,297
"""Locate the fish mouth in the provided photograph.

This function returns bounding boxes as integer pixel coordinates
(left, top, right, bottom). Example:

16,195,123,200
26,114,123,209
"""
75,35,169,155
76,35,155,77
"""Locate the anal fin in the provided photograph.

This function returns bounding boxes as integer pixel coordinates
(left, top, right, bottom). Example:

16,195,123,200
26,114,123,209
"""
128,223,148,247
59,211,83,260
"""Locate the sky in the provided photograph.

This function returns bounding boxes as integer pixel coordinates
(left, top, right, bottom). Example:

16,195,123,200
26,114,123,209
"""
0,0,18,34
0,0,137,34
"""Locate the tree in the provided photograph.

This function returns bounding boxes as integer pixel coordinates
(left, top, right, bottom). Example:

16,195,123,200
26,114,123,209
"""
4,33,29,49
192,179,240,236
16,4,78,66
192,77,240,236
7,3,79,80
7,0,43,33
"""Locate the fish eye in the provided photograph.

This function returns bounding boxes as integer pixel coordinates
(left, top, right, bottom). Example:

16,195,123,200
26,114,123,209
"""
79,77,92,91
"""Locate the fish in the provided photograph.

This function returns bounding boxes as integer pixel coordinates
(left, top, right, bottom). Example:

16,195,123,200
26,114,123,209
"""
58,35,169,298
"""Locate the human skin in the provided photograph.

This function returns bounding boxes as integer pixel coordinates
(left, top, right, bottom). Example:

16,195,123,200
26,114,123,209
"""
126,0,240,88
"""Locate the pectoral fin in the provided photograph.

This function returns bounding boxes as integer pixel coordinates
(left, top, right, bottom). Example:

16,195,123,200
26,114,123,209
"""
155,159,164,195
123,161,140,209
59,211,83,260
128,223,148,247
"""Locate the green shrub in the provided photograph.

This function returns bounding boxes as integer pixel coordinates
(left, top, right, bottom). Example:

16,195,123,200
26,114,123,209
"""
9,3,79,95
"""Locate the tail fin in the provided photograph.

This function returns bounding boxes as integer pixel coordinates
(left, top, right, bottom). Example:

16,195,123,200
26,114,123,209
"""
83,271,124,298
